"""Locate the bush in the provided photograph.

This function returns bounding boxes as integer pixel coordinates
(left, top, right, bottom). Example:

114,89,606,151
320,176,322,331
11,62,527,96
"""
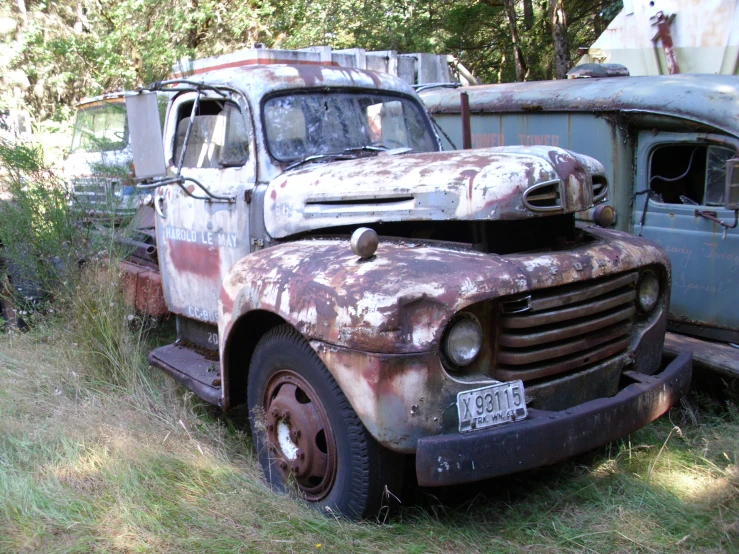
0,138,92,307
0,137,155,389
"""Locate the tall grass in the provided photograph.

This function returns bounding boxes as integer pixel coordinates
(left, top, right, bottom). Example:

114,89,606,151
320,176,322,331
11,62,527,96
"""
0,136,155,392
64,263,155,391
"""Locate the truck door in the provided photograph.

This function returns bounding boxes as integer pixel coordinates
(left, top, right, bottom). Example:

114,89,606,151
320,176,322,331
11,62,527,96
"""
156,92,255,328
633,131,739,342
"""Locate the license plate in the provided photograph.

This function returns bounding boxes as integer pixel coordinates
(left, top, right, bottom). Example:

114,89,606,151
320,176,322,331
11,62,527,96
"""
457,380,527,433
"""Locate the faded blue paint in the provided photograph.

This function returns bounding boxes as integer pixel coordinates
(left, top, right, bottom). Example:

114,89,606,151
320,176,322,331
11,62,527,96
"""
433,112,633,232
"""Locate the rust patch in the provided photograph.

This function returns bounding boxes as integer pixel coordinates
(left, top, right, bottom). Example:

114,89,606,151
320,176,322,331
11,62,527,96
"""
167,239,221,279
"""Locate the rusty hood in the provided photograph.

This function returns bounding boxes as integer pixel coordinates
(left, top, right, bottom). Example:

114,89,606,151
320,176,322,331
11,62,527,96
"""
263,146,603,239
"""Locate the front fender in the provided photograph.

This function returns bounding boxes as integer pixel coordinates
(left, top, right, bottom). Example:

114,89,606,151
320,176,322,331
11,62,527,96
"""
218,231,672,451
218,238,531,356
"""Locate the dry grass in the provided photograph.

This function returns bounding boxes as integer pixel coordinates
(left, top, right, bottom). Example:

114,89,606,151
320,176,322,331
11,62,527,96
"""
1,308,739,552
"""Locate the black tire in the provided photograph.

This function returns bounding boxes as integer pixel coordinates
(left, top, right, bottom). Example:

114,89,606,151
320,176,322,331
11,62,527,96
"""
247,324,403,520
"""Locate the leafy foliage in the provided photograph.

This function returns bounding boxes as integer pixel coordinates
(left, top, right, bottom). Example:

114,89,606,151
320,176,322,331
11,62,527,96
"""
0,0,622,122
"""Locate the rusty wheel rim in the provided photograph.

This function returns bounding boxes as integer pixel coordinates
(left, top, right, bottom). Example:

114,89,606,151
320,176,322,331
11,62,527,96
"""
262,369,337,501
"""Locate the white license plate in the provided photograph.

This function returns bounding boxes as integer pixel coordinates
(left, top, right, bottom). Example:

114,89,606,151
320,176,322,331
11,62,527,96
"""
457,380,527,433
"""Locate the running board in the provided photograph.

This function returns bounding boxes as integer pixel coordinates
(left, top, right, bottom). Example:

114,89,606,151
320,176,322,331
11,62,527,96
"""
148,343,222,406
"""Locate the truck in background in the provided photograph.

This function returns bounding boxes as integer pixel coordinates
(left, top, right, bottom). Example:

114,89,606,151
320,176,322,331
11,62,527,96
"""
118,57,691,518
64,93,140,218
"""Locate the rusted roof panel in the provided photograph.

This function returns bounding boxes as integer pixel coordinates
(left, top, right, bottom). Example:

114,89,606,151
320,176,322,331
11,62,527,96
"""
420,75,739,138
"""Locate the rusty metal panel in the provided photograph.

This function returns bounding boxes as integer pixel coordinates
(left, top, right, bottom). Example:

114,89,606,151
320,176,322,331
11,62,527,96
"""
423,108,632,231
419,75,739,142
119,260,168,317
263,147,602,238
414,352,692,487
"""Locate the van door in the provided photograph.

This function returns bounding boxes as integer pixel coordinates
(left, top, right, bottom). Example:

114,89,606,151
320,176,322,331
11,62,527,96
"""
155,91,255,329
633,131,739,342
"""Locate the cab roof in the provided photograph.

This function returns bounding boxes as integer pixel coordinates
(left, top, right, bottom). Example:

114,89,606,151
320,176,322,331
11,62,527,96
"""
191,63,420,103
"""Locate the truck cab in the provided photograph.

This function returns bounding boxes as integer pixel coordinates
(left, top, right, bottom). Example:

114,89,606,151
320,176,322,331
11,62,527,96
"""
65,95,142,218
126,63,691,519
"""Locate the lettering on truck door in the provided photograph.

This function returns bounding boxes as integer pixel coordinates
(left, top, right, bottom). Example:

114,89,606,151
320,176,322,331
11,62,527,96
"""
156,92,255,322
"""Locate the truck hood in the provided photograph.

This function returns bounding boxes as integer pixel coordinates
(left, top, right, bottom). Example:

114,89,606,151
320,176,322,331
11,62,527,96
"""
264,146,603,239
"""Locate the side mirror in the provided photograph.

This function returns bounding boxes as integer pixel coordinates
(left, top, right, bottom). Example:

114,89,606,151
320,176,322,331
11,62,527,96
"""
125,92,166,180
727,157,739,210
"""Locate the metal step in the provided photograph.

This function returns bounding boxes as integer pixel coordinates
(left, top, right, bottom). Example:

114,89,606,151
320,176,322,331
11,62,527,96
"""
148,343,222,406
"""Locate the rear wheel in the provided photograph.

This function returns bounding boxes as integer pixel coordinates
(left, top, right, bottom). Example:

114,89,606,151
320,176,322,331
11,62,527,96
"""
247,325,403,519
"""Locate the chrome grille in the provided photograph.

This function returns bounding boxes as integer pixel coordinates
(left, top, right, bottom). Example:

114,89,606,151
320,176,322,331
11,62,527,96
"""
496,272,637,382
72,176,115,206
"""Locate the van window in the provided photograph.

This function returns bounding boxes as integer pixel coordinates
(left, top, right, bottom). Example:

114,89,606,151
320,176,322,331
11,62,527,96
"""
649,144,734,206
173,100,249,169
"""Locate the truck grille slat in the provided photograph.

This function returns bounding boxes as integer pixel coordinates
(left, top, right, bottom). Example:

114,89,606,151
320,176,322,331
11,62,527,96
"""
530,272,637,311
496,337,632,382
497,272,637,382
502,289,635,329
498,321,632,365
499,305,635,348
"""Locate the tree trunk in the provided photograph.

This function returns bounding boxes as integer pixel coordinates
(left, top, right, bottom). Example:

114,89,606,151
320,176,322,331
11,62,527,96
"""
15,0,27,26
187,0,202,50
523,0,534,30
503,0,528,82
594,0,604,36
550,0,569,79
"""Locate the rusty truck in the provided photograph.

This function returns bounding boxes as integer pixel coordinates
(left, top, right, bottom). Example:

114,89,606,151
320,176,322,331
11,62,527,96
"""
121,59,692,519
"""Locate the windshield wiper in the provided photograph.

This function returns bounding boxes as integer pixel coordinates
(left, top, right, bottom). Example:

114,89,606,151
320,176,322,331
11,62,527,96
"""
284,145,387,172
343,144,389,153
283,144,413,172
284,152,356,172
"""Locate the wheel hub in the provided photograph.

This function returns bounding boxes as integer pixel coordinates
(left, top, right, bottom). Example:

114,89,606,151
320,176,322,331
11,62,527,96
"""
263,371,337,500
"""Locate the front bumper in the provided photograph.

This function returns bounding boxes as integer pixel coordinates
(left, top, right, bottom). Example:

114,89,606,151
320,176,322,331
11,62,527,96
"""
415,352,692,487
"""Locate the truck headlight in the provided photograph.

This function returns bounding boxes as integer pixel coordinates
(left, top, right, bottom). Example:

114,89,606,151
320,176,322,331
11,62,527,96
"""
636,270,660,313
443,315,483,368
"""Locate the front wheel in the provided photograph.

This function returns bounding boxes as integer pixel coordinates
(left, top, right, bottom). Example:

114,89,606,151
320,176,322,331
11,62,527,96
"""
247,325,403,519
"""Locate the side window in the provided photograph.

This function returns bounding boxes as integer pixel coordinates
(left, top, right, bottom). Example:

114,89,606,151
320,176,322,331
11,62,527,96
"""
649,144,734,206
173,100,249,169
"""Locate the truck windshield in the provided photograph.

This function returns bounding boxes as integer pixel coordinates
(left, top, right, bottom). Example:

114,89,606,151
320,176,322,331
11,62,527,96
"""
263,92,437,162
71,102,128,153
